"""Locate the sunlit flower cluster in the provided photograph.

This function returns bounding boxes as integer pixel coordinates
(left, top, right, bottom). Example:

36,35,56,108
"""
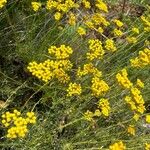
82,0,91,9
28,59,72,83
113,19,124,28
127,125,135,136
84,110,94,122
132,27,139,34
140,14,150,32
145,143,150,150
46,0,78,20
146,115,150,123
91,77,109,97
68,12,76,25
105,39,117,52
113,29,123,37
31,2,42,11
109,141,126,150
87,39,104,60
77,27,86,36
0,0,7,9
95,0,108,13
126,36,137,44
28,45,73,83
97,98,110,117
116,69,133,89
48,45,73,59
125,87,145,115
67,82,82,97
1,110,36,139
130,48,150,67
77,63,102,78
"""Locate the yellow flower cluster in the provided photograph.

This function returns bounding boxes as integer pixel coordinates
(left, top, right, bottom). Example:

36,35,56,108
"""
126,37,137,44
31,2,42,11
54,12,62,20
84,109,101,122
113,29,123,37
46,0,78,20
77,63,102,78
67,82,82,96
97,98,110,117
91,77,109,97
125,27,139,44
28,44,73,83
130,48,150,67
82,0,91,9
140,15,150,32
105,39,117,52
77,27,86,36
132,27,139,34
116,69,133,89
0,0,7,9
145,143,150,150
68,12,76,25
95,0,108,13
91,13,110,27
28,59,72,83
136,78,144,88
1,110,36,139
125,87,145,114
146,115,150,123
87,39,105,60
84,98,110,121
48,45,73,59
127,125,135,136
109,141,126,150
141,16,150,27
97,26,104,34
84,110,94,122
113,19,124,27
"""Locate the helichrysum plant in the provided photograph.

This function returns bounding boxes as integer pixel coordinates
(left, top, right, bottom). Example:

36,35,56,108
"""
0,0,150,149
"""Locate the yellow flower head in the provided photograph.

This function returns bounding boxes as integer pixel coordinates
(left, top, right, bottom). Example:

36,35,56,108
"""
95,0,108,13
133,113,140,121
98,98,110,117
105,39,117,52
87,39,105,60
67,83,82,97
145,143,150,150
116,69,133,89
146,115,150,123
84,110,94,121
97,27,104,34
48,45,73,59
0,0,7,9
54,12,62,20
136,79,144,88
82,0,91,9
77,27,86,36
126,37,137,44
91,77,109,97
1,110,36,139
113,29,123,37
68,12,76,25
127,125,135,136
31,2,41,11
109,141,126,150
113,19,124,27
132,27,139,34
